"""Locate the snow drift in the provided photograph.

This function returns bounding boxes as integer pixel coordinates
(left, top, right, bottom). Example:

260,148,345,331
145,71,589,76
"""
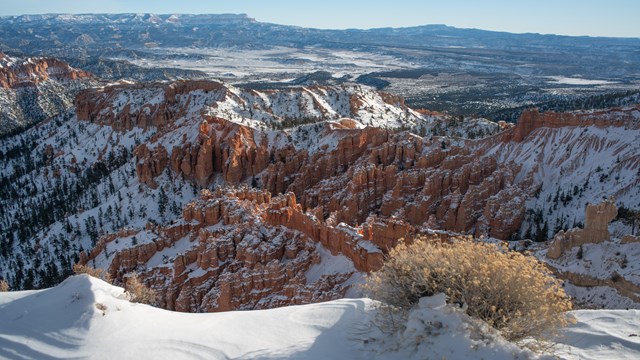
1,275,638,359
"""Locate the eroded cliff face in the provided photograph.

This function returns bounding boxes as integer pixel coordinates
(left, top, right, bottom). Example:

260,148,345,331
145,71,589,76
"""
134,144,169,188
75,80,228,131
75,80,640,312
506,107,640,143
283,133,527,239
0,53,97,134
168,116,271,186
154,114,528,241
74,78,507,138
82,125,530,311
0,54,92,89
81,188,364,312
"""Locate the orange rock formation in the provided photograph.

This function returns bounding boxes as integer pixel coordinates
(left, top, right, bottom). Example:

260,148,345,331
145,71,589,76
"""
0,55,92,89
74,80,640,312
547,198,618,259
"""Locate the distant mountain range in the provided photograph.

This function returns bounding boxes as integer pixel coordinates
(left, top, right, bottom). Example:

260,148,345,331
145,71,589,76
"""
2,13,638,122
1,13,638,70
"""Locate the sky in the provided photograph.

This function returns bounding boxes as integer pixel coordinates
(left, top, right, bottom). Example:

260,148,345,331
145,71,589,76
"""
0,0,638,38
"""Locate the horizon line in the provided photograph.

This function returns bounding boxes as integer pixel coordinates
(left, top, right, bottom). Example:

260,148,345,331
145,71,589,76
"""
1,12,639,39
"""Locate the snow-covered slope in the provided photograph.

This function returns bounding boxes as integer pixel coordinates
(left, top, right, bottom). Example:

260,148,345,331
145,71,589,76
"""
534,236,640,309
0,52,97,135
76,80,497,135
1,275,638,360
485,108,640,241
0,80,498,291
0,108,196,289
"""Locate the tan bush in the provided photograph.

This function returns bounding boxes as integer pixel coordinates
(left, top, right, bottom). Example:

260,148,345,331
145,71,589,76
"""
73,264,112,282
95,302,108,316
124,273,158,306
364,236,573,347
0,279,9,292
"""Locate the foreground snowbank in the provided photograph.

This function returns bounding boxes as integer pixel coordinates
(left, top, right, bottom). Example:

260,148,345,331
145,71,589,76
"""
554,309,640,360
0,275,638,359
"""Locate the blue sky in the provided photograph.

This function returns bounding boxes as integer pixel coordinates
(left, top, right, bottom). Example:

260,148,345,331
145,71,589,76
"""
1,0,638,38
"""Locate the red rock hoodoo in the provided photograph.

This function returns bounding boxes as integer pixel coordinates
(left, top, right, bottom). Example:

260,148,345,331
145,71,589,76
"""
75,81,640,312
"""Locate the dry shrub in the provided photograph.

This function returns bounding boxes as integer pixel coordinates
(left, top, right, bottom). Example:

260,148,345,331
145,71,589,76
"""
0,279,9,292
73,263,112,282
124,273,158,306
364,236,573,347
95,302,108,316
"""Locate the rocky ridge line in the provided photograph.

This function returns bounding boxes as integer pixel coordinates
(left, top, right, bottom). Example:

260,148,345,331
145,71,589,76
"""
72,81,640,311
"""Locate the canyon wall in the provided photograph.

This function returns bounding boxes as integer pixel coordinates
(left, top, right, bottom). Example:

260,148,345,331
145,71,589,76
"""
0,54,92,89
73,81,640,312
80,188,381,312
506,107,640,143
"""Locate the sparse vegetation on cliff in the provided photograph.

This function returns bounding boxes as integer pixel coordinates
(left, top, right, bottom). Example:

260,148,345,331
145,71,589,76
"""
124,273,158,306
73,263,111,282
365,236,573,348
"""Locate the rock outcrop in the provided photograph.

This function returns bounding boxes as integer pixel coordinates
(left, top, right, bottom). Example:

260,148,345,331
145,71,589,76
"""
584,199,619,237
547,198,618,259
80,188,377,312
271,132,526,240
74,80,434,133
75,81,227,131
169,116,271,186
621,235,640,244
505,107,640,143
0,54,92,89
133,144,169,188
72,80,640,313
551,269,640,305
0,53,97,135
263,192,385,272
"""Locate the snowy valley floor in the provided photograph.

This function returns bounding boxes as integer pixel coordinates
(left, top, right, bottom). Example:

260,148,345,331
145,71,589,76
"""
0,275,639,360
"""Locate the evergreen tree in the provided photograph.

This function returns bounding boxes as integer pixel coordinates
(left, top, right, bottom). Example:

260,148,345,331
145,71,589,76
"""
158,187,168,216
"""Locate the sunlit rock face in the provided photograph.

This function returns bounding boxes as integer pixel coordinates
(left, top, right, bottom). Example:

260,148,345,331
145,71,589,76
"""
73,81,640,312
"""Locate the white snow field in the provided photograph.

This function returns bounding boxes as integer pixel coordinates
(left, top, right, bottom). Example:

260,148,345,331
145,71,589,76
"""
1,275,639,360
